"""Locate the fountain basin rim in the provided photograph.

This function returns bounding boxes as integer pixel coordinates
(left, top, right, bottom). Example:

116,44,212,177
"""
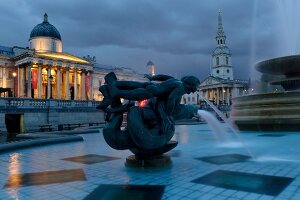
255,55,300,75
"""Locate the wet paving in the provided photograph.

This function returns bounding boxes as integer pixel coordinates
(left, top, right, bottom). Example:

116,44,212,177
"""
62,154,120,165
1,124,300,199
195,154,251,165
192,170,293,196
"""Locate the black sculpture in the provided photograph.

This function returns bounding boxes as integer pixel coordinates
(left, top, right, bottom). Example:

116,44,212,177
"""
97,72,200,167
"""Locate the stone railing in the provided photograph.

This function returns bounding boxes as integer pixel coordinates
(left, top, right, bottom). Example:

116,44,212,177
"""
0,97,100,109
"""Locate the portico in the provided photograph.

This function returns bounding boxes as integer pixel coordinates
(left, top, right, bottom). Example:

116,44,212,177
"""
200,85,231,105
14,51,93,100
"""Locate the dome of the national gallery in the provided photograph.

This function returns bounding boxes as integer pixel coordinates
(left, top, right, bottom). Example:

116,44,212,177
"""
29,13,61,40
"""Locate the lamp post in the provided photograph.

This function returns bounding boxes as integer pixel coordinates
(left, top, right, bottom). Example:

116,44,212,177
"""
12,72,17,97
49,75,53,99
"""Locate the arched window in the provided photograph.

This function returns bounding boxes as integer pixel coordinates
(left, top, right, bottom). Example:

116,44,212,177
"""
226,57,228,64
217,70,219,74
216,57,219,66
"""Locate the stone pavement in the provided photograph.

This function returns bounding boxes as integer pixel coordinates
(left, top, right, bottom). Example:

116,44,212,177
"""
0,124,300,199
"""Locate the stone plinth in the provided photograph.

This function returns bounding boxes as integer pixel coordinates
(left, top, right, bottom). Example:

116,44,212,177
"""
125,155,172,168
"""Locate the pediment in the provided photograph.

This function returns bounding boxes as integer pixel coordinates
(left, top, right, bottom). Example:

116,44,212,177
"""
200,76,223,86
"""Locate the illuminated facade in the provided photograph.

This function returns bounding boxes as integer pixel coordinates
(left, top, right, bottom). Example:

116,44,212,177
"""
182,12,248,111
92,64,147,101
0,13,94,100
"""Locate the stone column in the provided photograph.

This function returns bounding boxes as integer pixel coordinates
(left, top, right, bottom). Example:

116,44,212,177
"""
22,65,26,97
65,67,70,100
2,64,6,88
74,69,78,100
81,71,86,100
17,66,20,97
205,89,209,99
56,66,61,99
38,63,42,98
27,63,32,98
89,71,93,100
216,88,220,105
227,87,230,104
47,66,51,99
222,87,225,103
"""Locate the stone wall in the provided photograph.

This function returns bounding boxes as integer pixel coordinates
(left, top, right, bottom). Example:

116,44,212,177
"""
0,98,104,133
0,108,104,132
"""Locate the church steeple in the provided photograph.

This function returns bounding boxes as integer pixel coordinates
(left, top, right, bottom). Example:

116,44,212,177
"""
216,10,226,46
211,11,233,80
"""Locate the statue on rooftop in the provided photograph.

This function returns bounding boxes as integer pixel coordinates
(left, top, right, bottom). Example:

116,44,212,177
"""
97,72,200,167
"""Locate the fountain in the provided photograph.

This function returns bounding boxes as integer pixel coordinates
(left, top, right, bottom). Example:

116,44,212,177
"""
231,55,300,131
98,72,200,168
230,1,300,132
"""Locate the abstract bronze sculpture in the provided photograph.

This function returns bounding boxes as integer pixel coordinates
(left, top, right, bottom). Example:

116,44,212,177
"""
97,72,200,167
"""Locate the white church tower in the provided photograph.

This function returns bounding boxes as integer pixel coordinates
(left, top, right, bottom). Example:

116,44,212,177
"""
211,11,233,80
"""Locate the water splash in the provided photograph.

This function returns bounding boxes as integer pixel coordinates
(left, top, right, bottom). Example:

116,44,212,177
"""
255,156,300,163
216,142,246,148
197,110,227,141
198,94,255,159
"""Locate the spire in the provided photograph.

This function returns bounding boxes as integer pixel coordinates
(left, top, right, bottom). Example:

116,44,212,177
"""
212,10,233,80
218,10,223,33
216,10,226,45
43,13,48,23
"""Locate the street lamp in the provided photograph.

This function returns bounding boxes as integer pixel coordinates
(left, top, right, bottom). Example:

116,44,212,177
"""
12,72,17,97
49,75,53,99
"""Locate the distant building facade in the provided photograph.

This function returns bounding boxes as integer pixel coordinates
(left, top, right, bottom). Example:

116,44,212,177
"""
0,13,94,100
0,13,149,101
92,64,147,101
146,60,155,76
182,12,248,113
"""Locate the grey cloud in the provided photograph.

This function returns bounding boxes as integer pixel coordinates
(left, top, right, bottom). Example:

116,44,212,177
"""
0,0,297,80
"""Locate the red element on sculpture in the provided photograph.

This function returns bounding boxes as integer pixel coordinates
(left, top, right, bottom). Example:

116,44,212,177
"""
138,99,147,107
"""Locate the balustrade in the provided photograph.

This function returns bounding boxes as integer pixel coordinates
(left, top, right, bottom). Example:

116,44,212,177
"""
0,97,99,109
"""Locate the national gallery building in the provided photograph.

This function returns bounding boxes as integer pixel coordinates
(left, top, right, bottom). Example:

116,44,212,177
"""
0,14,95,100
0,14,149,102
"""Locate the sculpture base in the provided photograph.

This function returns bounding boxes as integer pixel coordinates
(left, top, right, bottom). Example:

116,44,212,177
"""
125,155,172,168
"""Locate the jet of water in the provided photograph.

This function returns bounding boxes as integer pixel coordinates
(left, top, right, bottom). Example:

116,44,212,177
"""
198,94,255,159
197,110,229,141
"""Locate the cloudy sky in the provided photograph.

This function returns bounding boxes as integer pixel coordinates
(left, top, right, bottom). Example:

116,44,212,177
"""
1,0,300,80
